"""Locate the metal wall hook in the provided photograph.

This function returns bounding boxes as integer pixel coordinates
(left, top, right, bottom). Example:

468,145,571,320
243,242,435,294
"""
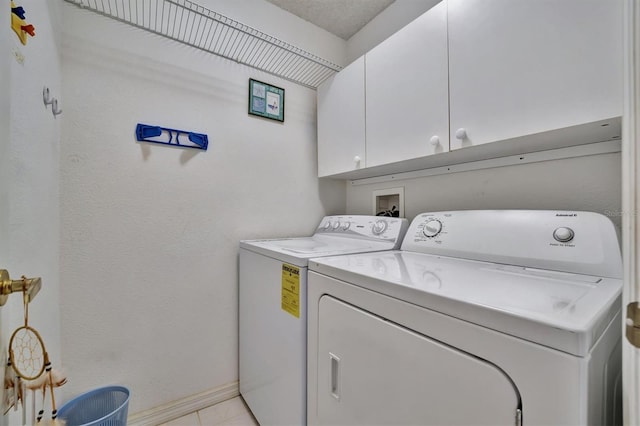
43,86,53,106
51,98,62,117
0,269,42,306
43,86,62,117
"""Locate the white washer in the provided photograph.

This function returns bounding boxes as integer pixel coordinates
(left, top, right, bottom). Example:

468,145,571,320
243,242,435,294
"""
240,215,408,426
307,210,623,426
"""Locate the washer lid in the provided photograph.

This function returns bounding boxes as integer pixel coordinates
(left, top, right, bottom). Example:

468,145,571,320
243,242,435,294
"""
309,251,622,356
240,235,399,267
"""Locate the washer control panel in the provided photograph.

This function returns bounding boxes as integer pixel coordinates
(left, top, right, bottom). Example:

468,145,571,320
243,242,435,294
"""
406,213,449,245
401,210,621,279
372,219,388,235
316,215,409,243
422,219,443,238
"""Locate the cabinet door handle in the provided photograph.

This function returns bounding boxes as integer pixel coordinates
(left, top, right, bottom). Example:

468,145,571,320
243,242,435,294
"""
429,135,440,146
455,128,467,140
353,155,361,164
330,352,340,400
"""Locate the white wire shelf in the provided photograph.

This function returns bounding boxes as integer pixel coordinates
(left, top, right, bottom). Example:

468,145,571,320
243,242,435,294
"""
62,0,343,89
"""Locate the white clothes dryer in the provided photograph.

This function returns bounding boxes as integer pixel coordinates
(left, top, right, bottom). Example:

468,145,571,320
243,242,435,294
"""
239,215,408,426
307,210,622,426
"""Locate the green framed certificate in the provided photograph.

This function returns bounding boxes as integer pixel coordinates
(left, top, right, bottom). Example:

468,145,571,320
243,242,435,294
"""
248,79,285,122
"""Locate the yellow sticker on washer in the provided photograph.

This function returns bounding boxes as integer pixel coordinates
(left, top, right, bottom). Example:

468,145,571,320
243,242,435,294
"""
281,263,300,318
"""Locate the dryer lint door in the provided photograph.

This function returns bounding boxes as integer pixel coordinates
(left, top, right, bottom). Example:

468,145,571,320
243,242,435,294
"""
316,296,521,425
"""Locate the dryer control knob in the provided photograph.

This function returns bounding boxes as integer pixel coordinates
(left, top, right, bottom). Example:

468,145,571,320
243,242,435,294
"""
342,222,351,231
553,227,575,243
422,219,442,238
372,220,388,235
332,221,341,230
323,222,331,230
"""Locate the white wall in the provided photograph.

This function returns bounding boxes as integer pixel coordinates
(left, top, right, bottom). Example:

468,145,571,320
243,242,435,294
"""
60,2,345,415
0,0,10,246
346,153,622,230
346,0,441,63
0,2,11,424
4,1,63,424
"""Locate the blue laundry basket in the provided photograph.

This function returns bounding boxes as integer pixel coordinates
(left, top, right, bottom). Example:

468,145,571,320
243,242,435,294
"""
57,386,130,426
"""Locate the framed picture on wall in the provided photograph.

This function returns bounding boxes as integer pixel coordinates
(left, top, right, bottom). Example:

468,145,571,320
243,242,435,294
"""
248,79,285,122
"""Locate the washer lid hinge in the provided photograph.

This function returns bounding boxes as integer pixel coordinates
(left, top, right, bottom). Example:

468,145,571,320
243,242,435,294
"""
515,408,522,426
626,302,640,348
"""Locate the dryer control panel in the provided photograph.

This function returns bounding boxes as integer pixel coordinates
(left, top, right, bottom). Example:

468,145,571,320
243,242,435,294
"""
401,210,621,279
316,215,408,244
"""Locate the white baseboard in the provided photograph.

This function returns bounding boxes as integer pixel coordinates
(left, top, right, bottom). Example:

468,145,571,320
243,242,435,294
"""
127,381,239,426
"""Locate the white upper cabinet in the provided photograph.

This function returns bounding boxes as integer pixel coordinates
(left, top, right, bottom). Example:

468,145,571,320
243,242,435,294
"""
448,0,623,150
365,1,449,167
317,56,366,177
317,0,623,178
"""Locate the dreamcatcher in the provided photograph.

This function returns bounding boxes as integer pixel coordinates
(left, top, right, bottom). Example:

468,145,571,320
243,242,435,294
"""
4,278,67,425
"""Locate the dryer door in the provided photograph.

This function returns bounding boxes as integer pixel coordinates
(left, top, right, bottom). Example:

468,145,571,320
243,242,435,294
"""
316,296,521,425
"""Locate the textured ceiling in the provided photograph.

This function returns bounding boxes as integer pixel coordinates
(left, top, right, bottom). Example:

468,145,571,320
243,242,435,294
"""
265,0,395,40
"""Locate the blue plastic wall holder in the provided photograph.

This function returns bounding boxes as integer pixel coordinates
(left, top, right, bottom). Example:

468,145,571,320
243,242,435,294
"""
135,123,208,151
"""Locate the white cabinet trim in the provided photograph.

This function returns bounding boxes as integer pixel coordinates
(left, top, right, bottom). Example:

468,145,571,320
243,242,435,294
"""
350,138,620,186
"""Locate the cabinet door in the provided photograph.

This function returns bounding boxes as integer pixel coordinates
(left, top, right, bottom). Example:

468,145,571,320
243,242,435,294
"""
315,295,520,425
366,1,449,167
317,56,366,177
448,0,623,150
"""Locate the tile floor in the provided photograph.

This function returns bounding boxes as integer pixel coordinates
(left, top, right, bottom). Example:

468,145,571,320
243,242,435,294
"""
160,396,258,426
